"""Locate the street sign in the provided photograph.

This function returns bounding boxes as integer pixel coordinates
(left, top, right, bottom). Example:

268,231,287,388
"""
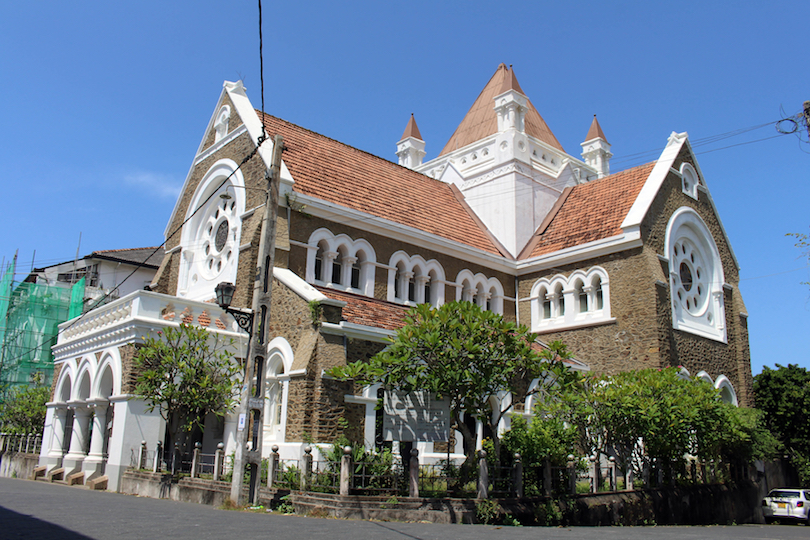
382,390,450,442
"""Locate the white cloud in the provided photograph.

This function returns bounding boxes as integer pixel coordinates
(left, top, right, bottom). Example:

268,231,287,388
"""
123,171,182,200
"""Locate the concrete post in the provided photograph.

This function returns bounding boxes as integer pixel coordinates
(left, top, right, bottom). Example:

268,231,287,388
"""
191,442,201,479
608,456,616,492
214,443,224,481
269,445,280,488
138,441,147,470
513,453,524,499
339,446,352,496
477,449,488,500
153,441,163,473
625,463,634,491
543,458,551,497
409,448,419,498
301,446,312,491
589,455,598,493
567,454,576,495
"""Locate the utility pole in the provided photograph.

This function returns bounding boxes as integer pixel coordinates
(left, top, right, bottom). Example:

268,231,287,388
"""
230,134,284,505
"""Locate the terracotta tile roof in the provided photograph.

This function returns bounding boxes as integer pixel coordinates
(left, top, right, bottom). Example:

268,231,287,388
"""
316,286,408,331
258,113,503,255
523,162,655,258
439,64,564,156
585,115,608,143
400,114,422,141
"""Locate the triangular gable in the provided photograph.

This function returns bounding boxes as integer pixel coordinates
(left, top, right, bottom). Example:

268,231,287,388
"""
163,81,294,240
621,133,740,270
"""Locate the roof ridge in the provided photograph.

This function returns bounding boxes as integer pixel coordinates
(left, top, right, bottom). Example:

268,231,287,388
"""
92,246,162,254
256,110,457,189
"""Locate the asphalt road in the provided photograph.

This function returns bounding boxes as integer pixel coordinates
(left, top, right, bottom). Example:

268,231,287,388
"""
0,477,808,540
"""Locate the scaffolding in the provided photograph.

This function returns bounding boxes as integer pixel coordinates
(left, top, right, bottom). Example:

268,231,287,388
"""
0,260,84,398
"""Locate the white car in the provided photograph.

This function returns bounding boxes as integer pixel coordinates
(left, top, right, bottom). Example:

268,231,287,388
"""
762,488,810,524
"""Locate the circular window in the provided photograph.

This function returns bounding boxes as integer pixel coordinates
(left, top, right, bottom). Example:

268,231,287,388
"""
215,221,229,251
199,198,237,280
672,238,707,315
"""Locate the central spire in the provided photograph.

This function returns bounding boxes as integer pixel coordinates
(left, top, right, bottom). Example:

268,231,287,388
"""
439,64,563,156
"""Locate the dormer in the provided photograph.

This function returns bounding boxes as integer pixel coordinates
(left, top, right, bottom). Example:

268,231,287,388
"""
396,114,426,170
581,115,612,178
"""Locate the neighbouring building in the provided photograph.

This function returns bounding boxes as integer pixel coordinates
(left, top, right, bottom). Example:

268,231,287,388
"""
0,248,163,395
39,65,751,491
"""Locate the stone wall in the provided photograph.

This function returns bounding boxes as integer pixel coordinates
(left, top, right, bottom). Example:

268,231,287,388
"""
515,146,753,405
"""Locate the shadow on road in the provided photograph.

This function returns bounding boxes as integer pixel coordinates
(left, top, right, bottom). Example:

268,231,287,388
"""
0,505,95,539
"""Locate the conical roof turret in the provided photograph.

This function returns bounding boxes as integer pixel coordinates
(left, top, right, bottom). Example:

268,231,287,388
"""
439,64,563,156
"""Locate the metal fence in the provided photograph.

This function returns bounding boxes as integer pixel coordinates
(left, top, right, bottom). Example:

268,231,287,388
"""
0,433,42,455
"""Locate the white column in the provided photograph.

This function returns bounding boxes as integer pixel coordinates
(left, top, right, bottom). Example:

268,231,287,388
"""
63,403,91,474
83,400,109,479
44,405,68,469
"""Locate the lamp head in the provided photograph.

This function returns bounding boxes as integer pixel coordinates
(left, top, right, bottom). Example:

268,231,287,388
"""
215,281,236,309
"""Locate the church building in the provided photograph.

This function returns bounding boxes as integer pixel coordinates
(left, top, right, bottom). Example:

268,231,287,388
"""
38,64,752,491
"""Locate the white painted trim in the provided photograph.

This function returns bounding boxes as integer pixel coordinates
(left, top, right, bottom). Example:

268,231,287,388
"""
516,230,642,275
320,321,396,342
621,132,687,230
193,125,247,166
292,193,515,274
344,395,377,405
272,267,346,307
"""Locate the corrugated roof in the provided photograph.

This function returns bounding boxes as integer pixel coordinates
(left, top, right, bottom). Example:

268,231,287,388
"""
439,64,564,156
258,113,504,256
90,247,164,268
524,163,655,258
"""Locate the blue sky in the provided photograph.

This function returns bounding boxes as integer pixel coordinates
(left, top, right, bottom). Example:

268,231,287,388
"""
1,1,807,375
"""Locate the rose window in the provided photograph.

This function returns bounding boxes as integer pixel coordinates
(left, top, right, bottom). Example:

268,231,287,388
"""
671,238,708,317
200,198,237,279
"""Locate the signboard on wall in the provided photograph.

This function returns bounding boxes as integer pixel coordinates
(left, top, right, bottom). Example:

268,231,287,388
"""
382,390,450,442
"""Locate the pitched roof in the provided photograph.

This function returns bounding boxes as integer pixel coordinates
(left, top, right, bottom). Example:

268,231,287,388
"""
439,64,564,156
585,115,608,143
316,286,408,331
90,247,165,268
400,114,422,141
258,113,504,256
523,162,655,258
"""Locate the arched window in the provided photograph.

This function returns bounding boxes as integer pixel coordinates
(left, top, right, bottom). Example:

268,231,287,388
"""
594,276,604,310
665,207,726,342
177,159,245,301
314,241,327,282
574,280,587,313
306,229,376,296
531,267,611,332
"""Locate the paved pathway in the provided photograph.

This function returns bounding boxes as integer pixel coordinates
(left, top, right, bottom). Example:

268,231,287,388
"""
0,477,807,540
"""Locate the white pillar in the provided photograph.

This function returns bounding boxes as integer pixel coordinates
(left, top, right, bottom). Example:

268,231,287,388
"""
63,404,91,475
44,405,68,470
83,400,109,479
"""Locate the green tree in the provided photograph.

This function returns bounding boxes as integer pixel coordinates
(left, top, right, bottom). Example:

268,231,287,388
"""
328,301,576,467
133,323,240,451
0,384,49,435
754,363,810,481
547,367,763,482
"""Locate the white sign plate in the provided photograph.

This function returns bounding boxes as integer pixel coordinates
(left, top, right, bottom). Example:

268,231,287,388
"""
382,390,450,442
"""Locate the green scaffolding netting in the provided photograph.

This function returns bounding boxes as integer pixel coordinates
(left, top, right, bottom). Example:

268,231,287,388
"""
0,274,85,395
